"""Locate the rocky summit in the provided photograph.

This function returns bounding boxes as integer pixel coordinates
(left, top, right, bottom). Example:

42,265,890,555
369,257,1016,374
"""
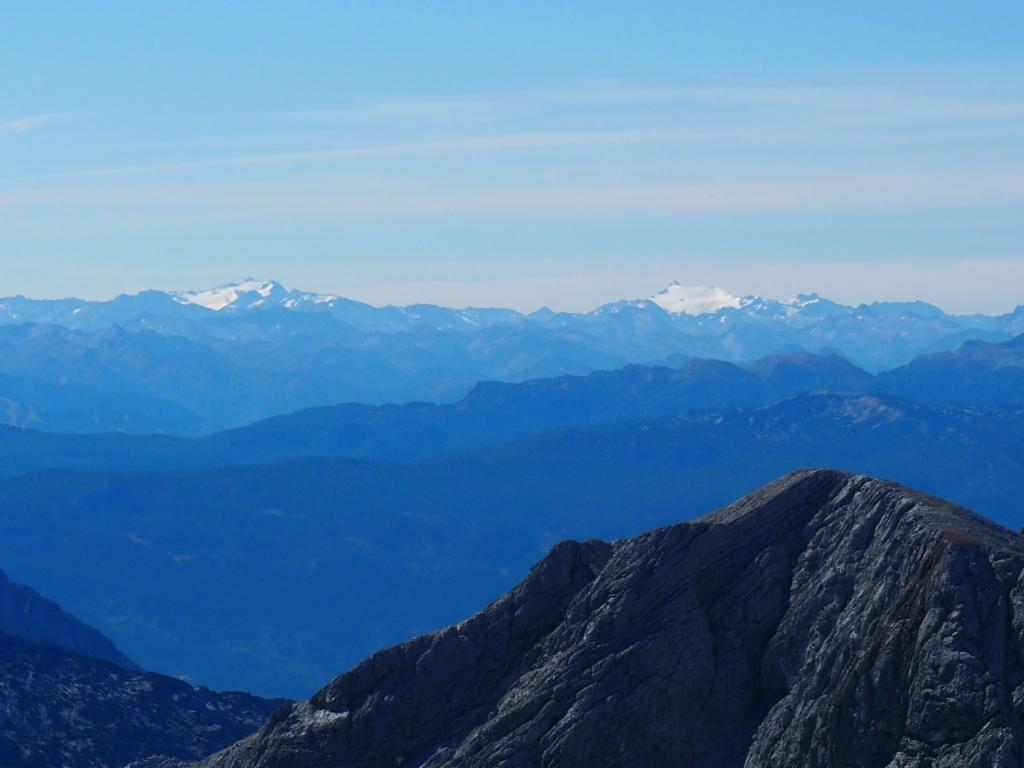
191,469,1024,767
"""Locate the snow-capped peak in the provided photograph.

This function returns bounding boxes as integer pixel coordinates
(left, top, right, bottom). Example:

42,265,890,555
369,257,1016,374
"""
170,279,342,312
171,279,283,311
650,282,743,315
786,293,823,308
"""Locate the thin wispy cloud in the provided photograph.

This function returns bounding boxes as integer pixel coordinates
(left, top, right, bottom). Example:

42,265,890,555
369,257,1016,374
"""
46,129,706,179
5,167,1022,219
0,115,50,135
3,76,1022,260
33,77,1019,183
280,79,1024,126
280,98,500,123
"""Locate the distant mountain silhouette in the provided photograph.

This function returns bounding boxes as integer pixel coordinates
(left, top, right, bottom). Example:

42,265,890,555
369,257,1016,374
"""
877,333,1024,406
0,370,209,435
0,280,1020,431
1,339,1023,477
2,350,880,475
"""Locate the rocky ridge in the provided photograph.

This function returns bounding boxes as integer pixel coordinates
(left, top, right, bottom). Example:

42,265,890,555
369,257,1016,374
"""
191,469,1024,767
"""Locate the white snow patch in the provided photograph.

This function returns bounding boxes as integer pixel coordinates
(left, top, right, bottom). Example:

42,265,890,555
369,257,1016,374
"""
786,293,822,309
171,280,277,311
651,282,742,315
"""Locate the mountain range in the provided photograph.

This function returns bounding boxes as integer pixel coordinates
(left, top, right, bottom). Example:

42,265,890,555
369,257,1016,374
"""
0,336,1021,696
0,290,1021,699
0,335,1021,479
2,384,1022,697
0,279,1020,433
0,288,1022,759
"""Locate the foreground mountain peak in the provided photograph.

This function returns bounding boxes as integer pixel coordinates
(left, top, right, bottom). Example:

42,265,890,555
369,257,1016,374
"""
650,281,745,315
193,469,1024,767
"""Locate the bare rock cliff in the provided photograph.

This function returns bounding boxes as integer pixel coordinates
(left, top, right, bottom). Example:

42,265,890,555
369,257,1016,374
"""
195,470,1024,767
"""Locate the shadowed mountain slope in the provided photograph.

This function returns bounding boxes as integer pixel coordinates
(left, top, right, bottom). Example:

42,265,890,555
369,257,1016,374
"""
0,569,136,669
878,333,1024,407
0,631,282,768
0,351,873,475
0,574,284,768
0,339,1021,478
195,470,1024,767
0,350,882,476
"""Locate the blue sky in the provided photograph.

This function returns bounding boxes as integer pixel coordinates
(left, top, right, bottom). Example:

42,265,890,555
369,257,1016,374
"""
2,2,1023,312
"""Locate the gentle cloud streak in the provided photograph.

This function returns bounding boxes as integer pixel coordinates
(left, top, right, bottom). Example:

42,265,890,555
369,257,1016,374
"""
48,130,702,179
281,80,1024,125
0,115,50,135
27,79,1024,182
5,168,1021,219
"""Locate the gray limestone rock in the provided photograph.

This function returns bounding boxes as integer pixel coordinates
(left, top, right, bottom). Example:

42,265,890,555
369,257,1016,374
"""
195,470,1024,767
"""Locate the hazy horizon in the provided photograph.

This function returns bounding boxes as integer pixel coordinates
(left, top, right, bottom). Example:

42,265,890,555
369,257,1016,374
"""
3,259,1023,316
2,2,1022,315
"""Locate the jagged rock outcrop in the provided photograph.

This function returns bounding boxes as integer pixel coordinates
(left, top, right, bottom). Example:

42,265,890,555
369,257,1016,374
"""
194,469,1024,767
0,630,283,768
0,568,137,669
